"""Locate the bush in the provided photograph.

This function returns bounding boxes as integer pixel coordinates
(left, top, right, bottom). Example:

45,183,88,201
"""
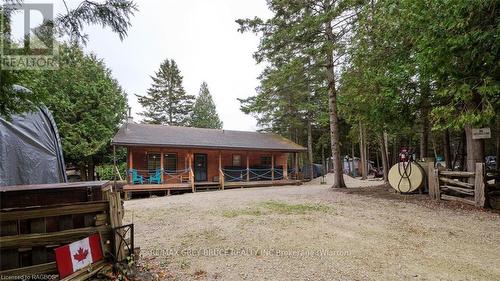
96,163,127,180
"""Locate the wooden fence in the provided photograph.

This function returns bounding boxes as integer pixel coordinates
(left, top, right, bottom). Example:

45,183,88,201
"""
0,181,124,279
428,163,487,207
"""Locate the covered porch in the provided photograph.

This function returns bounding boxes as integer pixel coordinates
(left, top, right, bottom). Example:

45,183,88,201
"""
121,147,302,198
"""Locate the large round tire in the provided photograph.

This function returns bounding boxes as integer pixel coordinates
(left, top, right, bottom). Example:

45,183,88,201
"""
388,162,424,193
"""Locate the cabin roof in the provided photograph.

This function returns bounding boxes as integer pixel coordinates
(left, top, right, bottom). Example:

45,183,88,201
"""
112,123,306,152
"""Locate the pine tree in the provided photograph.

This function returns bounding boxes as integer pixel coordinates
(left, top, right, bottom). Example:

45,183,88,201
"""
137,59,194,126
191,82,223,129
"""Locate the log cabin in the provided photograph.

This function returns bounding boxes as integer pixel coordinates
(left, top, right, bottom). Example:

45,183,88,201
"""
111,123,306,198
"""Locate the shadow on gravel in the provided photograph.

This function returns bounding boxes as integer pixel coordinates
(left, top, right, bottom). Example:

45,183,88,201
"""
332,184,498,213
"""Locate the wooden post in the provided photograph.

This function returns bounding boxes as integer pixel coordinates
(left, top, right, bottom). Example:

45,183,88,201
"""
271,153,275,181
188,152,195,192
246,152,250,182
293,152,299,180
428,162,440,200
428,162,436,199
283,153,288,180
220,169,225,190
474,163,486,207
160,150,164,184
219,151,222,190
128,147,133,183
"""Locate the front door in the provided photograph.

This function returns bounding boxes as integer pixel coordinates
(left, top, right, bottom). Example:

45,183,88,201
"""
194,154,208,182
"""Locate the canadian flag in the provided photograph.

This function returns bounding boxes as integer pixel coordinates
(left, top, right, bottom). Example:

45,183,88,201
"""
54,234,104,278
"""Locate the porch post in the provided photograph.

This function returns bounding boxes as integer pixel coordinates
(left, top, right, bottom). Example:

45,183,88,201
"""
294,152,299,180
160,150,164,183
128,147,133,183
283,153,288,180
271,153,275,181
246,151,250,182
219,150,224,190
188,151,194,192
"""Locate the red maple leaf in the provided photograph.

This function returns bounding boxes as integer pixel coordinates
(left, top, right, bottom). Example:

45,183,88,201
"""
73,247,89,263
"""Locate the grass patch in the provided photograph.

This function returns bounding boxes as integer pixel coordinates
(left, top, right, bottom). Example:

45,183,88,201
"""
222,208,263,218
222,200,332,217
260,200,331,215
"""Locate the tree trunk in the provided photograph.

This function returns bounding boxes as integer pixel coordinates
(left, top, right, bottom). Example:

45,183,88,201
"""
87,158,95,181
79,164,87,181
443,129,452,169
419,81,430,160
497,116,500,171
465,125,485,178
325,23,345,188
384,131,390,166
321,145,326,175
459,130,467,170
307,117,314,174
379,132,389,182
350,142,355,177
359,123,367,179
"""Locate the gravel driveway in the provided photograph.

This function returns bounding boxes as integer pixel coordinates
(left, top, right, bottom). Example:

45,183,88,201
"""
124,174,500,281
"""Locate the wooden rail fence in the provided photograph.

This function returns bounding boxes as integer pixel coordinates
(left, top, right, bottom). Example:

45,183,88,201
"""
428,163,487,207
0,181,125,279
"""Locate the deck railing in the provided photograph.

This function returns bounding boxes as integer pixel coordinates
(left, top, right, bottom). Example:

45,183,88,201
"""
221,168,297,182
127,168,192,184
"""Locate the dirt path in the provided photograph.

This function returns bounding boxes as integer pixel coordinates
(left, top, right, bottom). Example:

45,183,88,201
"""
124,174,500,281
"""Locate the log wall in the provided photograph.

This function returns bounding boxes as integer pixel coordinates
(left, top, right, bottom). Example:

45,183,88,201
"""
128,147,289,183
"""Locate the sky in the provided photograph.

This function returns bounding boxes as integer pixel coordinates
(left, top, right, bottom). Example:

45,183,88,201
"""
10,0,272,131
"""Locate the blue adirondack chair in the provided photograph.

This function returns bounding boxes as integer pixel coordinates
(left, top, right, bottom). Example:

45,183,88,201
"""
130,169,144,184
148,169,162,184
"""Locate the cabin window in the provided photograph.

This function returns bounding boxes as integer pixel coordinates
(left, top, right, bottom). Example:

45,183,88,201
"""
147,153,161,171
232,154,242,166
164,153,177,171
260,155,272,167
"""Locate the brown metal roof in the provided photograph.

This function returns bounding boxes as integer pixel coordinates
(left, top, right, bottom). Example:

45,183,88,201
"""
112,123,306,152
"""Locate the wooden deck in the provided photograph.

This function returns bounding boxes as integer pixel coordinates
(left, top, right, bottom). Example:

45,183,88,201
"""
122,179,301,199
224,179,300,188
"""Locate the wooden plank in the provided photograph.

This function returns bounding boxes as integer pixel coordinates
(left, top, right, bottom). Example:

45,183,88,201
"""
61,260,107,281
0,261,56,276
59,215,73,231
30,218,47,265
1,201,108,222
0,221,18,270
123,183,191,191
439,171,475,178
428,163,437,200
0,181,109,192
108,192,125,262
0,225,112,249
474,163,486,208
442,185,475,196
441,194,475,205
439,177,474,189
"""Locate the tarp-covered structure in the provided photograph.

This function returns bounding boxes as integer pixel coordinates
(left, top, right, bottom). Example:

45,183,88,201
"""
0,86,67,186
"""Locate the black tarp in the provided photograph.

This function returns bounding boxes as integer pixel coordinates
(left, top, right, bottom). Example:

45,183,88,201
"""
0,86,67,186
